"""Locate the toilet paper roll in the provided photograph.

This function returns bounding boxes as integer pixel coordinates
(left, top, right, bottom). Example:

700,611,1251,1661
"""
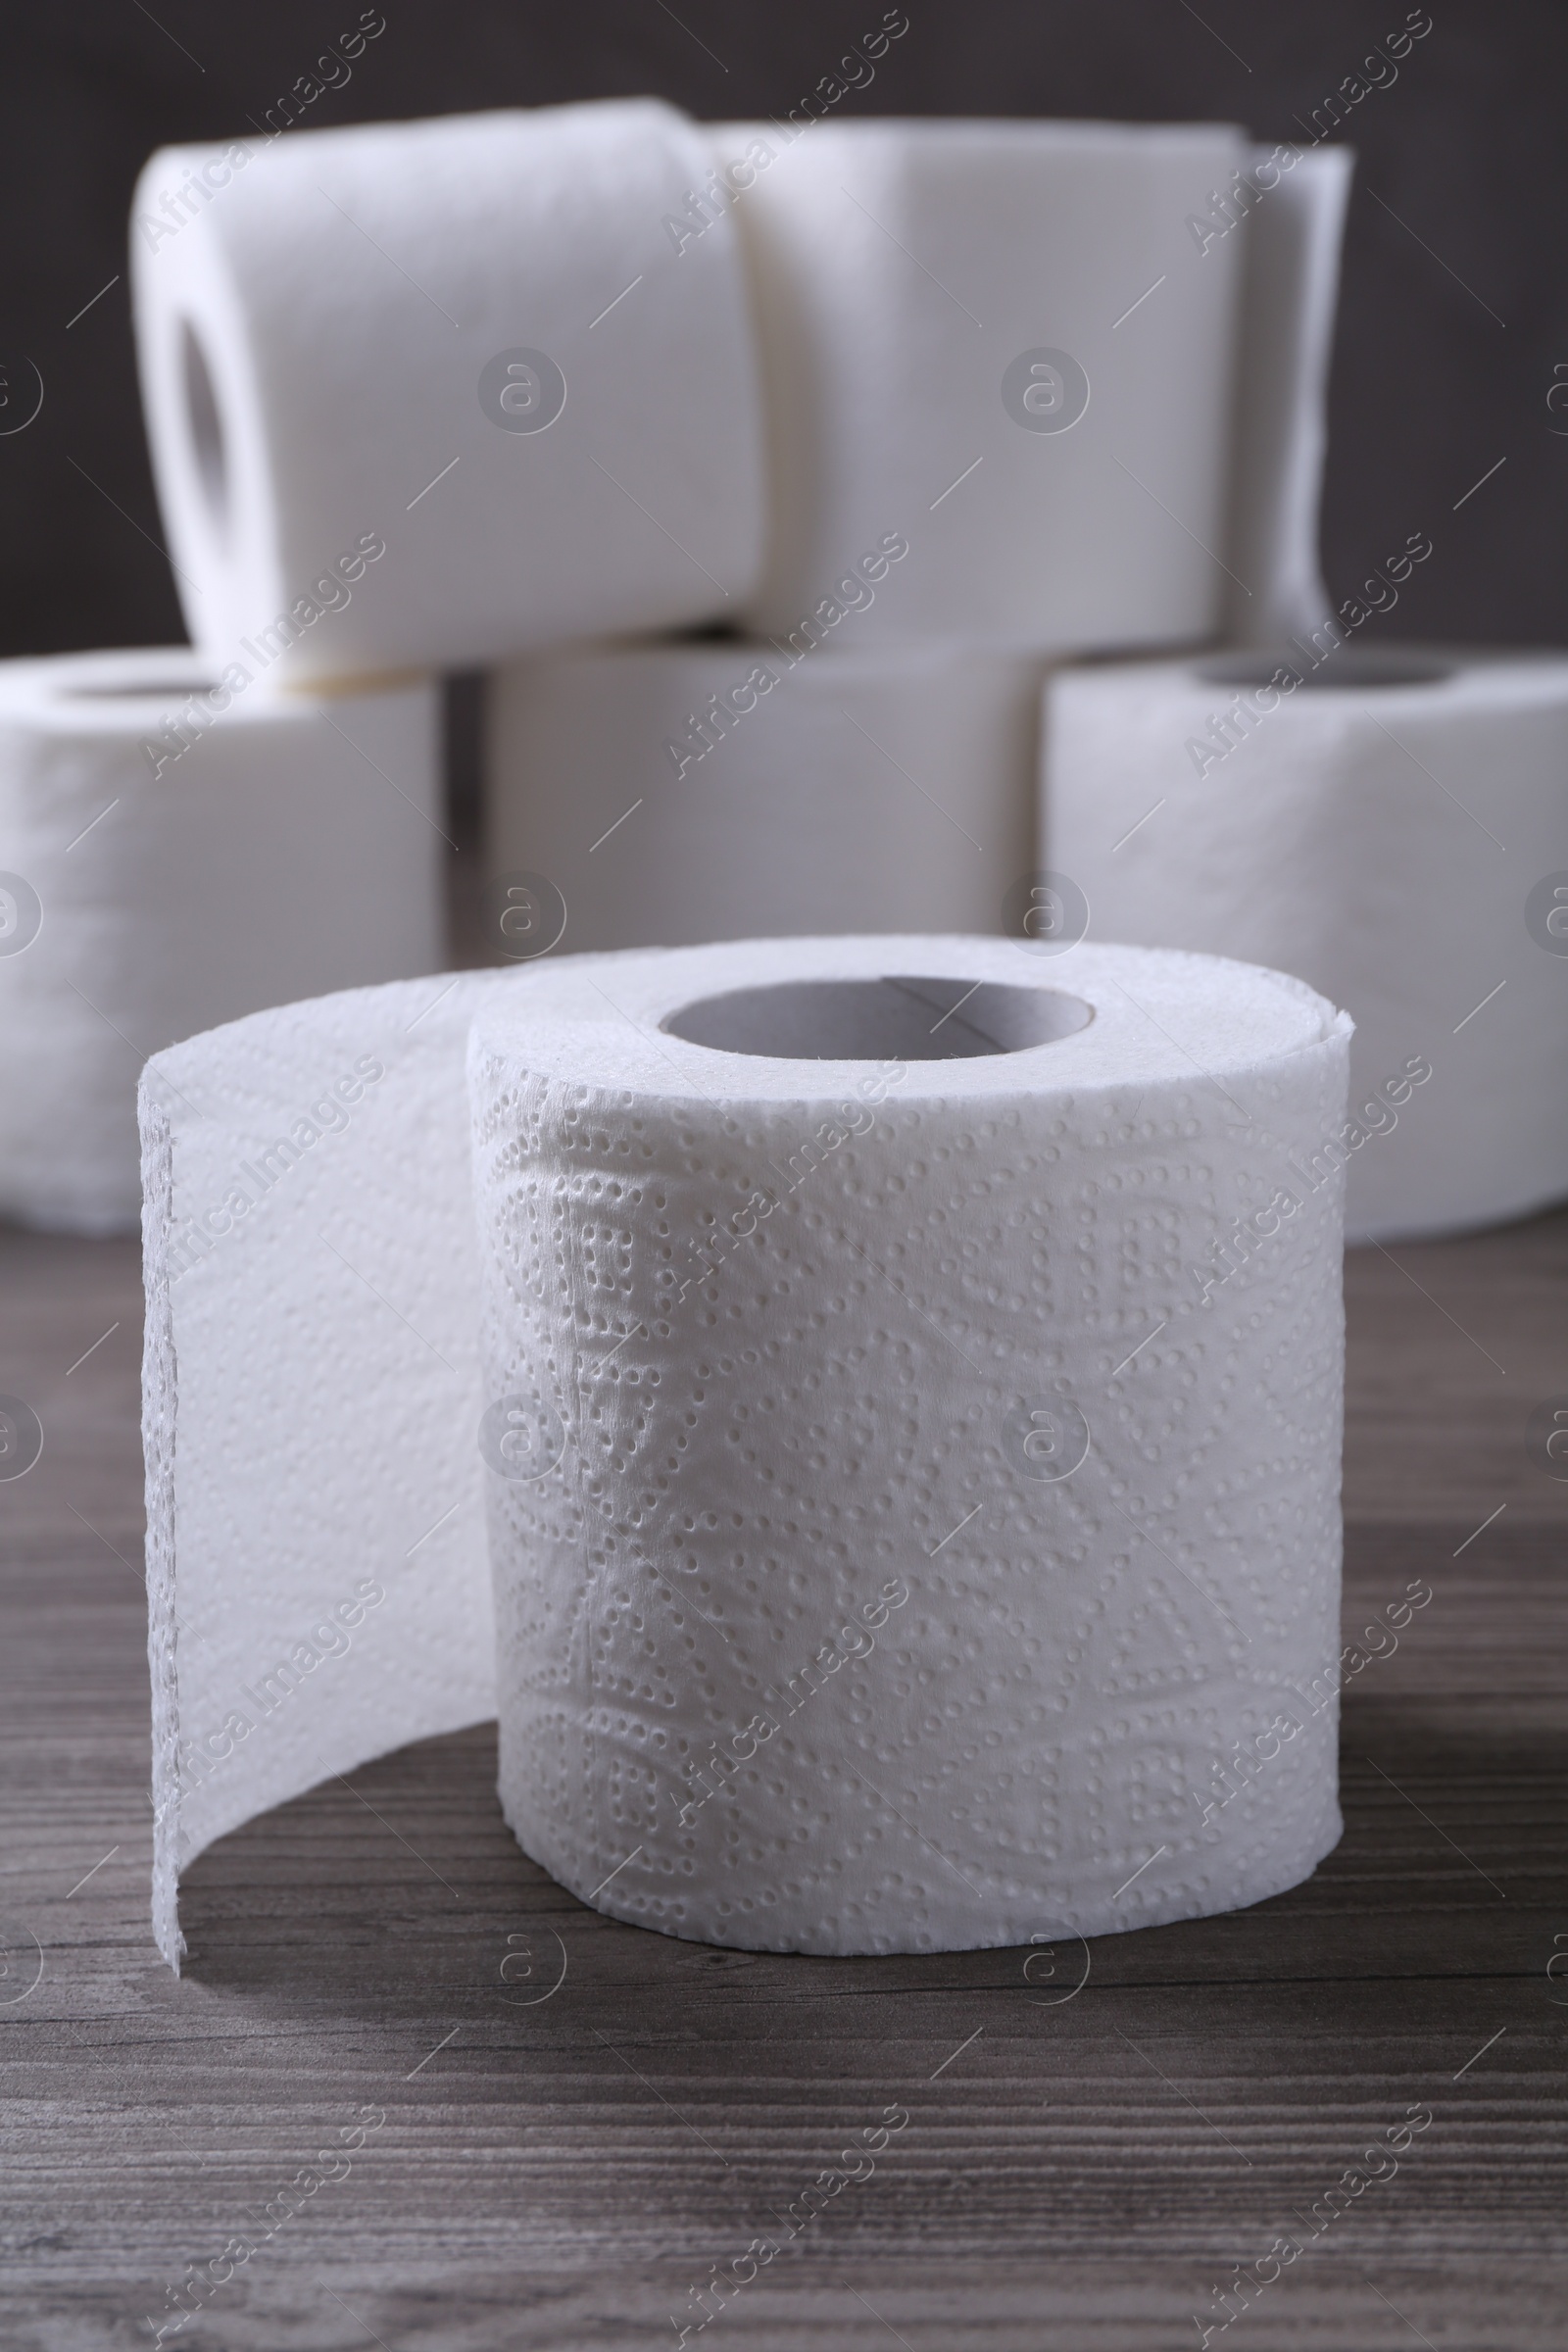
1045,645,1568,1239
714,118,1249,654
131,102,764,681
485,640,1044,951
143,936,1349,1967
0,648,441,1234
1220,145,1353,645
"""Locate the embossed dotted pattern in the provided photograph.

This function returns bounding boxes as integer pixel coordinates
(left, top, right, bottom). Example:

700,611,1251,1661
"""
471,938,1351,1957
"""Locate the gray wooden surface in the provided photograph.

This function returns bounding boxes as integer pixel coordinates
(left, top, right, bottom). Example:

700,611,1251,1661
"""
2,1209,1565,2351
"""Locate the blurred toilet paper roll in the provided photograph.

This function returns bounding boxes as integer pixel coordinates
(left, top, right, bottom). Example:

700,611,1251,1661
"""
1220,144,1353,646
0,649,441,1233
132,102,764,681
1046,645,1568,1239
712,117,1249,654
143,935,1350,1966
485,640,1045,951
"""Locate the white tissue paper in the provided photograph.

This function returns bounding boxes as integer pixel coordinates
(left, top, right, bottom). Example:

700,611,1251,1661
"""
0,648,440,1235
485,640,1045,950
713,118,1248,654
1045,646,1568,1239
145,936,1349,1966
141,968,515,1968
1219,145,1353,646
131,102,765,681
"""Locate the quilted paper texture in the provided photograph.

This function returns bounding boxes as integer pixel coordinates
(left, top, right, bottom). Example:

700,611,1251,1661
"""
474,1001,1348,1955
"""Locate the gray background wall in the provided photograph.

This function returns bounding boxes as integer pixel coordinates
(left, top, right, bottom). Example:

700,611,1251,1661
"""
1,0,1558,657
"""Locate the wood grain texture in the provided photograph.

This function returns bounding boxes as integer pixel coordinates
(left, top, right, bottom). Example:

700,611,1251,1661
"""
1,1212,1565,2351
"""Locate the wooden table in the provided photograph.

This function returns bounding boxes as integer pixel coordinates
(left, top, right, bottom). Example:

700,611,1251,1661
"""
3,1211,1565,2350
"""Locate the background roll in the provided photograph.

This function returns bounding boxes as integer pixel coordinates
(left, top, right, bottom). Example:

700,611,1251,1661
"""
485,639,1045,950
470,934,1351,1956
0,649,441,1234
1045,646,1568,1240
132,102,765,681
718,117,1248,655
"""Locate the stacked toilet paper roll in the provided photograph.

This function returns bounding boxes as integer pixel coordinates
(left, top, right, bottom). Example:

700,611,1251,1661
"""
481,119,1358,949
132,101,765,680
143,935,1350,1966
719,117,1249,653
1045,645,1568,1239
0,650,441,1233
485,640,1043,951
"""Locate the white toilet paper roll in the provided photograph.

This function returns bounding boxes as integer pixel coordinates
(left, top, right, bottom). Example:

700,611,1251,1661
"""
713,118,1248,654
1220,145,1353,646
485,640,1044,950
1045,644,1568,1239
143,936,1349,1966
0,649,441,1235
131,102,764,681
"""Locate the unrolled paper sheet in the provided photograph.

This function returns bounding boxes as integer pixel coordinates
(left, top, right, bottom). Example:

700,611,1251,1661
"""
1220,144,1353,646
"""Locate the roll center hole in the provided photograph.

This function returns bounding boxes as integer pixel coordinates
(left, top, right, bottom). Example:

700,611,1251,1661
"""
1195,650,1453,692
180,318,229,535
662,976,1095,1060
61,681,220,700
